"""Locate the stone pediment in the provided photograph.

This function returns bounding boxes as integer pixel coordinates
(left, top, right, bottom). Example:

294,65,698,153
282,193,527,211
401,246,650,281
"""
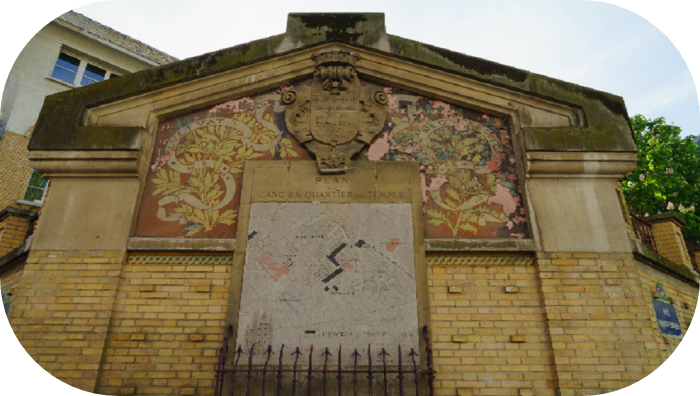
28,13,635,155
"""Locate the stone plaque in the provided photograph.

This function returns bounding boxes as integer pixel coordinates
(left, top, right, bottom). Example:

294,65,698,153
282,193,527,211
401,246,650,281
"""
237,202,418,365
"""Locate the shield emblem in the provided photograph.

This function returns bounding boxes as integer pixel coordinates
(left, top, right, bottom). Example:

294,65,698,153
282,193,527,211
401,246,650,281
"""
283,51,387,173
310,93,359,145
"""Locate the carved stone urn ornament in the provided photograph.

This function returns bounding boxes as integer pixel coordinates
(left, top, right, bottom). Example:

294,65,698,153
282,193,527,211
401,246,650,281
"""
283,51,388,173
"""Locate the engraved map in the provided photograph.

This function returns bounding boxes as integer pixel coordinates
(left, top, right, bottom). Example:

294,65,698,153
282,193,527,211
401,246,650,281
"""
237,203,419,365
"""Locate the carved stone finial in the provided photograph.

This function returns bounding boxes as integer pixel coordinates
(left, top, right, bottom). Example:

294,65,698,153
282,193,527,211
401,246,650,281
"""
283,51,387,173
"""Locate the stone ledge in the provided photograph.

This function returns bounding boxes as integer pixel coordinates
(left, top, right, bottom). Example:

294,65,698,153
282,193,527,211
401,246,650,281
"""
645,212,685,227
425,238,535,252
127,237,236,252
0,206,37,222
0,237,32,272
630,237,699,287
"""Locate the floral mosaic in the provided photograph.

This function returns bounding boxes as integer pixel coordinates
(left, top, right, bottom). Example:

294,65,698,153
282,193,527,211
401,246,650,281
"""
364,89,528,239
135,89,310,238
136,83,527,239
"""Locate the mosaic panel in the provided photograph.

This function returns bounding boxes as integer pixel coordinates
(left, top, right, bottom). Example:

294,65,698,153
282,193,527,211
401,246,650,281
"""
136,82,527,239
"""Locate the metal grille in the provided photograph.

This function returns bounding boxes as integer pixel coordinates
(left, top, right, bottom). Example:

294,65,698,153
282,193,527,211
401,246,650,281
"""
215,325,435,396
631,214,657,252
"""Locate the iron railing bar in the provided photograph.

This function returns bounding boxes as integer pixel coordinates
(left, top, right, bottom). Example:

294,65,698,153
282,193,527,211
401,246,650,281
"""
231,346,243,396
336,346,342,396
246,343,256,396
352,349,359,396
276,344,284,396
307,345,314,396
380,348,389,396
367,344,373,396
397,345,404,396
322,347,331,396
409,348,419,396
261,345,273,396
291,347,302,396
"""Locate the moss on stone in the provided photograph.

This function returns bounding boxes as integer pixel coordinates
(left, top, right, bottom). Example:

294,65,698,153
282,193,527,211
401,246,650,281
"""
286,13,385,46
73,126,142,150
29,12,637,154
637,243,699,285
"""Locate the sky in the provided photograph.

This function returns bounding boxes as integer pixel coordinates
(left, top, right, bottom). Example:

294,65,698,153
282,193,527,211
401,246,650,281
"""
2,0,698,138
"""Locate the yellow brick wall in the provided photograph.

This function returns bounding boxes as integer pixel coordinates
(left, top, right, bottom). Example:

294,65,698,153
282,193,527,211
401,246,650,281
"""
427,255,557,396
535,252,654,396
0,214,31,255
8,250,127,391
95,254,232,396
635,261,698,365
1,261,26,294
0,130,33,209
650,221,693,269
0,263,25,312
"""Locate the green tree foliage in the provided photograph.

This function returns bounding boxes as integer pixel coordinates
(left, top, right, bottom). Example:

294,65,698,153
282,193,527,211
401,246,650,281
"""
622,115,700,246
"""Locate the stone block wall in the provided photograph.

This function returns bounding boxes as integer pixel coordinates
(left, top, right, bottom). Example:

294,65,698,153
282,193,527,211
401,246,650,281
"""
427,255,557,396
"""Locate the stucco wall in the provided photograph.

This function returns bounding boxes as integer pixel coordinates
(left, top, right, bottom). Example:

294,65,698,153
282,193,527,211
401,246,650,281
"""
1,21,156,136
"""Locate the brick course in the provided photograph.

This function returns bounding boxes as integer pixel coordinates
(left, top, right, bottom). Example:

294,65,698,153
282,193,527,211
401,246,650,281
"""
427,255,556,396
95,254,232,395
535,252,655,396
0,130,33,209
649,221,693,270
8,250,128,391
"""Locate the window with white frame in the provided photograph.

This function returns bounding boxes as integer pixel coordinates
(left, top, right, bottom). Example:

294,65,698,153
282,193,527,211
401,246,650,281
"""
50,51,120,86
22,170,49,204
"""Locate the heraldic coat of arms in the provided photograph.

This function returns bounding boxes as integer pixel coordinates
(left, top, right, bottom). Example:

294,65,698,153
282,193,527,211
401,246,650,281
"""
283,51,388,173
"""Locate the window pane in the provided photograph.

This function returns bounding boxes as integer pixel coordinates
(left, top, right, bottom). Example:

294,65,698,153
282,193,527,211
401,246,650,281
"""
22,170,48,202
23,187,45,202
56,52,80,72
80,63,106,86
51,66,77,84
108,73,120,79
27,170,48,189
51,53,80,84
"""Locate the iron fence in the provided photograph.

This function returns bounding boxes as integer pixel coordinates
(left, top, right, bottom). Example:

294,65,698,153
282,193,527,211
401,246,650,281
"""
631,214,657,252
215,325,435,396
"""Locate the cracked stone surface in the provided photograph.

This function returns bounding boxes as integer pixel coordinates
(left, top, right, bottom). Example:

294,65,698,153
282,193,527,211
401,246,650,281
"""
237,202,418,365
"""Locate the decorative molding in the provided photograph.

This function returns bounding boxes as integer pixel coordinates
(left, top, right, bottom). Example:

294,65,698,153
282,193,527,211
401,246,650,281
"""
526,152,637,178
126,254,233,265
425,238,535,252
427,254,535,266
28,150,139,177
127,237,236,252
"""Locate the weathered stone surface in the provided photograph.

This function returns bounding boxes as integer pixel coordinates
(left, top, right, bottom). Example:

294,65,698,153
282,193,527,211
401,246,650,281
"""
237,202,418,365
29,13,635,154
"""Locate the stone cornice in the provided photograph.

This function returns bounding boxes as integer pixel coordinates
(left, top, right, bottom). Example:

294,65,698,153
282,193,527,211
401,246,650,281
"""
525,151,637,178
28,150,140,177
0,206,37,222
29,13,636,154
